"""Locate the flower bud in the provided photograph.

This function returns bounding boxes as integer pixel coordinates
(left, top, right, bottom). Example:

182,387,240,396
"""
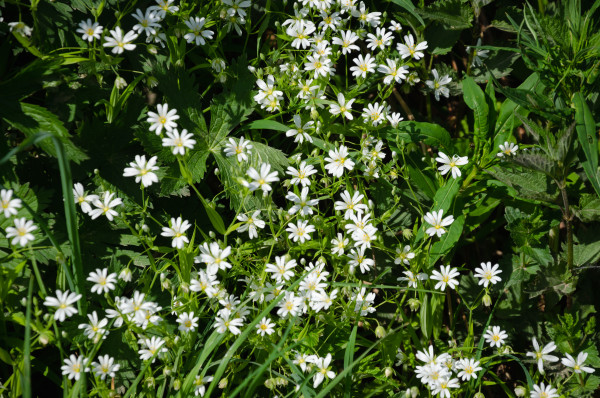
146,377,155,388
115,76,127,90
514,386,527,397
163,367,171,376
146,76,159,88
209,231,216,238
147,45,158,55
39,331,52,345
299,257,306,265
173,379,181,391
402,228,413,239
214,167,220,176
119,268,132,282
384,367,393,378
482,293,492,307
474,393,485,398
180,282,189,294
218,378,228,389
408,298,420,312
375,325,386,339
61,330,68,338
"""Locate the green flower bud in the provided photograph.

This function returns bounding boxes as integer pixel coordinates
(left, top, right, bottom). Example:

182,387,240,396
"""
408,298,420,312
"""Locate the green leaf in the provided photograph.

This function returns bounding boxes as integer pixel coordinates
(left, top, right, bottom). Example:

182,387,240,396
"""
197,193,226,235
387,121,453,150
573,92,600,197
246,119,289,132
388,0,425,25
417,0,473,30
343,325,358,397
429,214,465,267
462,76,490,141
424,22,461,55
487,167,559,203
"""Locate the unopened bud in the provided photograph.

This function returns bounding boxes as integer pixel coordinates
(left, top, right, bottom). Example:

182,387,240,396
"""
482,293,492,307
119,268,132,282
218,378,228,389
384,367,393,378
474,393,485,398
402,229,413,239
180,282,189,294
115,76,127,90
408,298,420,312
39,331,52,345
514,386,527,397
173,379,181,391
209,231,216,238
146,377,155,388
375,325,386,338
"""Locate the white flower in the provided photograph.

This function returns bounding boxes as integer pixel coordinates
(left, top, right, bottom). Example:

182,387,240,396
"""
5,217,37,247
61,355,89,381
430,265,460,291
147,103,179,135
287,20,315,49
190,270,219,298
184,17,214,45
394,245,415,265
456,358,482,381
474,262,502,287
334,190,368,220
348,246,374,274
256,317,276,336
387,112,404,127
366,27,393,51
319,11,341,31
78,311,109,342
92,355,120,380
236,211,265,239
72,183,98,214
287,161,317,187
148,0,179,19
177,311,199,332
1,189,22,218
223,136,253,162
398,270,428,289
223,0,251,18
416,345,437,364
324,145,355,177
293,352,311,372
76,19,102,42
132,8,161,37
436,151,468,179
352,1,381,27
225,14,246,36
138,336,168,362
530,383,559,398
526,338,559,374
245,163,280,195
277,292,302,318
196,242,232,274
123,155,159,187
103,27,138,54
484,325,508,348
561,352,595,374
286,115,314,144
193,374,214,397
468,38,489,67
8,21,33,36
119,268,133,282
397,33,428,60
87,268,118,294
265,256,297,282
304,54,334,78
253,75,282,104
332,30,360,54
297,78,319,100
390,20,402,32
312,353,336,388
311,289,337,312
431,377,460,398
352,287,376,316
162,129,196,155
329,92,355,120
424,209,454,238
362,102,386,126
498,141,519,157
286,220,315,243
161,217,191,249
378,58,408,85
43,290,82,322
286,187,319,216
213,308,243,334
331,233,349,256
426,69,452,101
350,53,376,78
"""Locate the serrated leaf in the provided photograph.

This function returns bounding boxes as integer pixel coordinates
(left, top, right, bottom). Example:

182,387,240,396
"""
573,92,600,197
487,167,559,202
386,121,453,150
388,0,425,25
417,0,473,30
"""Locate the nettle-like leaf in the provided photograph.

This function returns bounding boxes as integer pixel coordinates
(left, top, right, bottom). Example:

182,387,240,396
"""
417,0,473,30
504,206,548,248
487,166,559,203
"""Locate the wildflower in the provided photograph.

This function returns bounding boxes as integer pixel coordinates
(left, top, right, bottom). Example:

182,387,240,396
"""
324,145,355,177
162,129,196,155
92,355,120,380
87,268,118,294
214,308,243,334
61,355,89,381
223,136,253,162
287,161,317,187
352,287,376,316
5,217,37,247
190,270,219,298
390,20,402,32
119,268,133,282
245,163,280,195
286,115,314,144
43,290,82,322
329,93,355,120
76,19,102,42
348,246,374,274
430,265,460,291
362,102,386,126
424,209,454,238
350,53,376,79
297,78,320,100
9,21,33,36
72,183,98,214
286,220,315,244
304,54,334,78
378,59,408,85
225,14,246,36
395,245,415,265
484,326,508,348
1,189,22,218
138,336,168,362
431,377,460,398
436,151,468,179
236,211,265,239
149,0,179,19
332,30,360,54
193,375,214,397
398,270,428,289
184,17,214,45
366,27,393,51
196,242,232,274
123,155,159,187
103,27,138,54
561,352,595,374
312,354,336,388
161,217,191,249
530,383,559,398
474,262,502,288
334,190,368,220
256,317,276,336
265,255,297,283
294,352,311,372
319,11,341,31
331,233,349,256
277,292,302,318
456,358,482,381
176,311,199,332
223,0,251,18
498,142,519,157
526,338,559,374
147,103,179,135
468,38,489,67
352,1,381,27
416,345,437,365
288,20,315,49
78,311,109,342
286,187,319,216
132,8,161,37
397,34,428,60
253,75,282,104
